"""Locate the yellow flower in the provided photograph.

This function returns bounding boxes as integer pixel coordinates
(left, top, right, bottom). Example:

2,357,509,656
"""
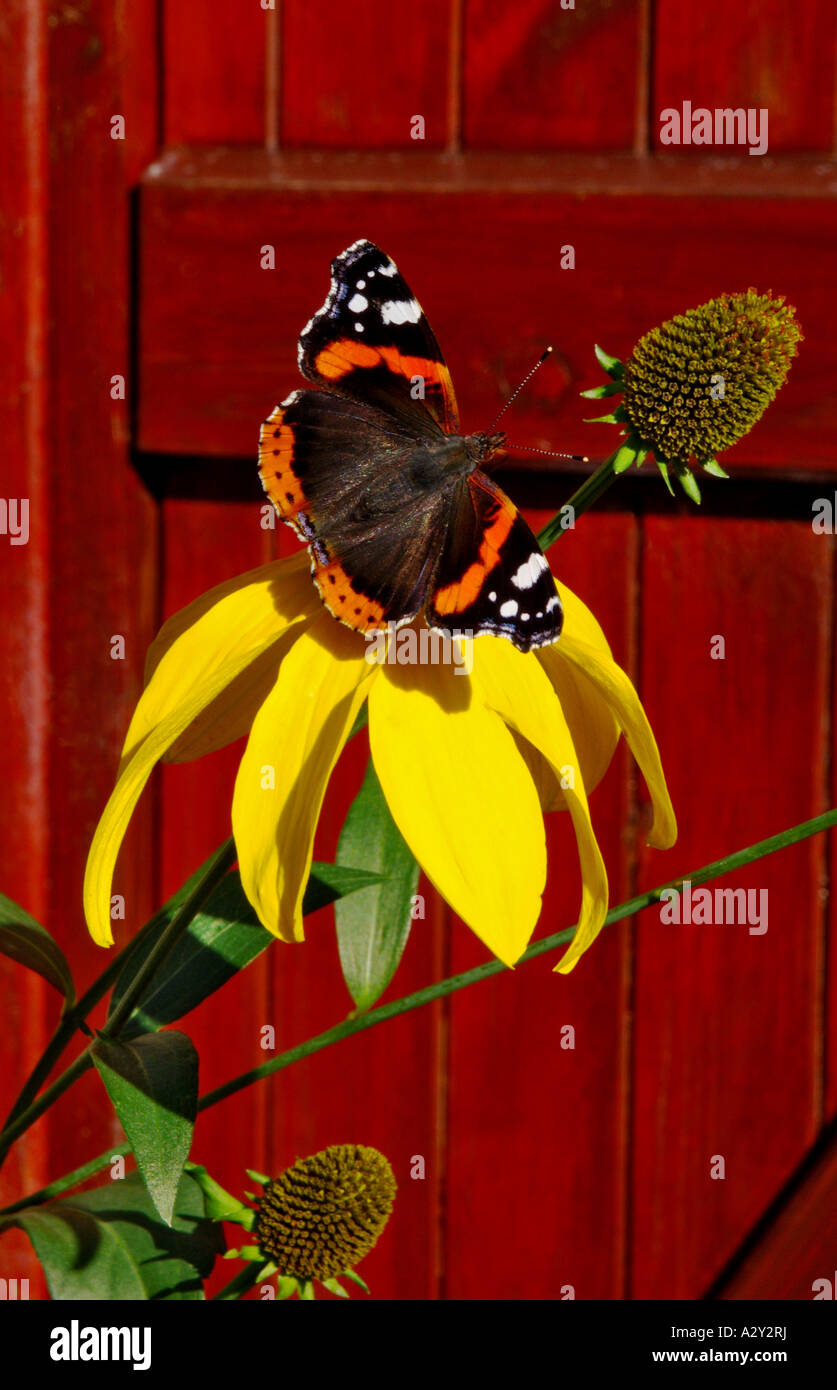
83,553,675,973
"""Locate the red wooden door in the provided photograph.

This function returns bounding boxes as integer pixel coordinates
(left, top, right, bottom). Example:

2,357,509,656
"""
2,0,836,1300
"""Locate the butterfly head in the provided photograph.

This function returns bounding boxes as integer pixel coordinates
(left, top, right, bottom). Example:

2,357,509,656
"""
467,430,506,468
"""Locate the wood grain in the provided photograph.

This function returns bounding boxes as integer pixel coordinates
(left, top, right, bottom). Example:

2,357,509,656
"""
631,517,832,1298
445,510,638,1299
138,155,837,475
464,0,642,150
281,0,453,148
163,0,267,144
654,1,836,154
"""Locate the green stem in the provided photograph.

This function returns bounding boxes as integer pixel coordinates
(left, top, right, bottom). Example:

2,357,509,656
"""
5,806,834,1217
0,839,236,1166
537,449,621,551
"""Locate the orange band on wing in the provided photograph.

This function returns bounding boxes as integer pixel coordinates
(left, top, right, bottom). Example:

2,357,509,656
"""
314,558,388,632
259,405,310,523
432,494,516,616
313,339,459,431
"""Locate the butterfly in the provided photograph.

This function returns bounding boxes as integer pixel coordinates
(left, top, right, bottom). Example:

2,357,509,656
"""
258,239,562,652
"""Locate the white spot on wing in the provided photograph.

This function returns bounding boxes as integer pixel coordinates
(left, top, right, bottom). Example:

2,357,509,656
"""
499,599,518,618
355,322,364,332
377,263,397,277
511,552,549,589
488,591,496,602
380,298,422,325
545,595,560,612
348,293,368,312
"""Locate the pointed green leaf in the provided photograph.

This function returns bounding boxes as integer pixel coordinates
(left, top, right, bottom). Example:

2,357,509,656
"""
612,444,638,474
322,1276,350,1298
1,1170,223,1300
108,862,381,1038
579,380,624,399
342,1267,370,1292
185,1163,254,1226
702,458,730,479
277,1276,299,1299
594,344,625,378
91,1031,198,1225
678,468,702,504
654,457,674,495
0,894,75,1006
336,759,420,1011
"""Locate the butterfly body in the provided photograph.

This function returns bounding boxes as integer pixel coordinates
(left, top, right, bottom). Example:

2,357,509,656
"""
259,239,562,653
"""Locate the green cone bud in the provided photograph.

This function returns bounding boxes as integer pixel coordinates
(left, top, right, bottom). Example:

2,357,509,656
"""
254,1144,396,1281
622,289,801,467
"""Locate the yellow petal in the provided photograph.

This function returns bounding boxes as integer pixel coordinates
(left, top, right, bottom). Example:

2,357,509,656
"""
369,657,545,967
514,581,621,811
232,615,373,944
557,632,677,850
472,637,609,973
124,553,317,767
84,667,255,947
84,554,318,947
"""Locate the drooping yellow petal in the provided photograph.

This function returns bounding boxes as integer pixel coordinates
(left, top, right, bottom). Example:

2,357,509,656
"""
557,632,677,850
123,553,317,767
84,554,318,947
84,665,264,947
369,657,545,967
513,581,620,811
472,636,609,973
232,615,373,944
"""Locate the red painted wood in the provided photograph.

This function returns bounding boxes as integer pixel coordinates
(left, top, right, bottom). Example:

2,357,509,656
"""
116,0,160,185
464,0,642,151
654,1,836,154
37,0,160,1191
0,0,50,1293
156,499,274,1297
281,0,453,148
445,510,637,1299
163,0,267,145
137,157,837,473
631,518,831,1298
715,1125,837,1299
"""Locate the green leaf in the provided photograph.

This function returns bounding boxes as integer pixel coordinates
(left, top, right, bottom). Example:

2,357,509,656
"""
336,759,420,1011
322,1276,349,1298
594,344,625,378
185,1163,254,1226
108,863,381,1039
678,467,702,504
0,893,75,1006
579,380,624,399
342,1267,370,1293
91,1032,198,1225
1,1170,223,1300
612,443,638,474
702,458,730,479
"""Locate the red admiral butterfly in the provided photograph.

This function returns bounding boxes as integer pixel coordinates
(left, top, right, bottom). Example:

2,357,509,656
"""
259,239,563,653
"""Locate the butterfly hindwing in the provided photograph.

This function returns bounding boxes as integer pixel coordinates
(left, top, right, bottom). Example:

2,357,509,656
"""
426,471,563,652
259,387,456,632
297,239,460,434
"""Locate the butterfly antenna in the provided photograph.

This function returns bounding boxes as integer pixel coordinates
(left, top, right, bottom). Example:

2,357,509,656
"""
491,346,588,463
491,346,553,428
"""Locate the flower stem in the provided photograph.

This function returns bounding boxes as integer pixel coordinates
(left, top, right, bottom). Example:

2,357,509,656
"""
4,806,834,1216
0,838,237,1167
537,449,621,551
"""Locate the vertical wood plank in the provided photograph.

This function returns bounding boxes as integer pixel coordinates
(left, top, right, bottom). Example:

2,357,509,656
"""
463,0,642,150
445,511,637,1299
163,0,267,144
0,0,51,1293
281,0,453,148
36,0,159,1186
158,498,273,1290
653,1,836,153
631,517,831,1298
